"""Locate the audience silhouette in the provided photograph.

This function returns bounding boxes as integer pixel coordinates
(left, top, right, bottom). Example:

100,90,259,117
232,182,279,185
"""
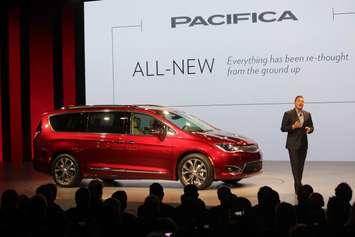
1,181,354,237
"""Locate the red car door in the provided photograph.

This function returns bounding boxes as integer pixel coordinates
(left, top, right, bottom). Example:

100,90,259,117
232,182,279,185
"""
84,111,130,178
122,112,174,180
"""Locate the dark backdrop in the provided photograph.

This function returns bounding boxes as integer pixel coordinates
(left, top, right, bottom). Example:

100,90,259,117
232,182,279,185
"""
0,0,89,163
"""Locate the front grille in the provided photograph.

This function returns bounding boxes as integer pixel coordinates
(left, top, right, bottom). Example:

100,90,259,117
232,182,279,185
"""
243,160,262,174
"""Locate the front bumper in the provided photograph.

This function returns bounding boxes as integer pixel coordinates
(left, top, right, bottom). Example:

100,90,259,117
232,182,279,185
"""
214,151,263,180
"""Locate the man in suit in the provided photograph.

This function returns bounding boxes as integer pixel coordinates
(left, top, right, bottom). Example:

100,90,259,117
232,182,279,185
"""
281,96,314,193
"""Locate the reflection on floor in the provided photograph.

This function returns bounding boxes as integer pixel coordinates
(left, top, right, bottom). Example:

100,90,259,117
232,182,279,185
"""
1,161,354,214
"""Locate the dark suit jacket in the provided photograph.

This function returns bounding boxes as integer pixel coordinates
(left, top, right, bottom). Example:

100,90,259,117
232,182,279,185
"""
281,109,314,149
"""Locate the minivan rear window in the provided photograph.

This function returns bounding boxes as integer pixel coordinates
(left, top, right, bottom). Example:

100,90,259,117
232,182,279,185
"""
88,112,130,134
50,113,87,132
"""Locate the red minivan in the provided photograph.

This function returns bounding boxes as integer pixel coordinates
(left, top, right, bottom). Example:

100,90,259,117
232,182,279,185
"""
33,105,262,189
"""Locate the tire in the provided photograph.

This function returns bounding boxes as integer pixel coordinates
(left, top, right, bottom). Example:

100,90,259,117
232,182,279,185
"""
51,154,81,187
223,179,242,185
178,153,214,190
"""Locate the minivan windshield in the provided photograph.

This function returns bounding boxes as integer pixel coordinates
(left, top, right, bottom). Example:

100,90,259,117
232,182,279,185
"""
158,110,215,132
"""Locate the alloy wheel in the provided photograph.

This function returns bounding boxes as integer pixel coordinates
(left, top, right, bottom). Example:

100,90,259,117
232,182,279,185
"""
53,156,78,186
181,158,208,187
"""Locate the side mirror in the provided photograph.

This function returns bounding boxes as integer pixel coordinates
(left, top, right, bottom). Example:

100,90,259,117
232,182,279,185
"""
150,124,168,141
158,125,168,141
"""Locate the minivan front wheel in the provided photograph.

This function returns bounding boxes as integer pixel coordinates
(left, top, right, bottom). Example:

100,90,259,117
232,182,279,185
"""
178,153,214,189
52,154,81,187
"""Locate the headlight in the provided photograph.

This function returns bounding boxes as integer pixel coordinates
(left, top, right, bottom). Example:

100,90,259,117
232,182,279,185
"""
216,143,260,153
216,143,245,152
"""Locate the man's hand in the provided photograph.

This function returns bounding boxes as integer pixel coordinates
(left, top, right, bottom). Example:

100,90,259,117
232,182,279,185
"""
292,120,302,129
305,126,312,134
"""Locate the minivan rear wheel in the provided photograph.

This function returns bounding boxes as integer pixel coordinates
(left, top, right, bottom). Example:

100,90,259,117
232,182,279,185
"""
178,153,214,189
52,154,81,187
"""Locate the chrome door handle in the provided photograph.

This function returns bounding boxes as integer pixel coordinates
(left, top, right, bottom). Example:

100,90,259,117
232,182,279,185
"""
127,141,135,144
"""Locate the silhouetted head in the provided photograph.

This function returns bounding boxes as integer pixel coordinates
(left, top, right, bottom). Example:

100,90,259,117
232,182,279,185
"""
297,184,314,204
98,197,122,225
236,197,252,211
112,190,128,211
138,195,161,220
224,193,239,210
36,184,53,204
88,179,103,202
257,186,273,206
46,183,58,203
335,182,352,203
183,184,199,200
309,192,324,209
270,189,280,206
217,185,232,203
1,189,18,210
75,187,90,209
144,195,160,208
29,194,47,219
150,183,164,201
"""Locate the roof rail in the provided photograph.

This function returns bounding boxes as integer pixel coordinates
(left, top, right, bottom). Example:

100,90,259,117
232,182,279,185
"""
58,104,166,111
134,104,165,108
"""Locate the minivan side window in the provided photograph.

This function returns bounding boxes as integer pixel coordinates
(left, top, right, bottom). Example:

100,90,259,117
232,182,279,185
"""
131,113,164,136
50,113,87,132
88,112,130,134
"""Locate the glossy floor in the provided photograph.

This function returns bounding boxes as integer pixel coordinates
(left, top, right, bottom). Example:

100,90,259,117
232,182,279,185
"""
1,161,354,213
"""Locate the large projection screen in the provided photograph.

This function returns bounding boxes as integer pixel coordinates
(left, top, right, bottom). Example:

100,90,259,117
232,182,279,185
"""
84,0,355,161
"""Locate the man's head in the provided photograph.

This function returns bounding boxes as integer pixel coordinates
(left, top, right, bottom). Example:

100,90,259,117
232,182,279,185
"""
46,183,58,203
149,183,164,201
112,190,128,211
183,184,199,200
294,96,304,111
1,189,18,210
217,186,232,202
75,187,90,208
257,186,273,206
335,182,352,203
36,184,53,204
297,184,314,204
88,179,104,202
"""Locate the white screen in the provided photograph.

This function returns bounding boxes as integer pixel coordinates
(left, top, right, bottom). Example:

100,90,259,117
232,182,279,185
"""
84,0,355,161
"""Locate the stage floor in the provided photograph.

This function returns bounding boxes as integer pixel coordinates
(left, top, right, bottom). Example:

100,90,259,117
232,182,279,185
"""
1,161,354,213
